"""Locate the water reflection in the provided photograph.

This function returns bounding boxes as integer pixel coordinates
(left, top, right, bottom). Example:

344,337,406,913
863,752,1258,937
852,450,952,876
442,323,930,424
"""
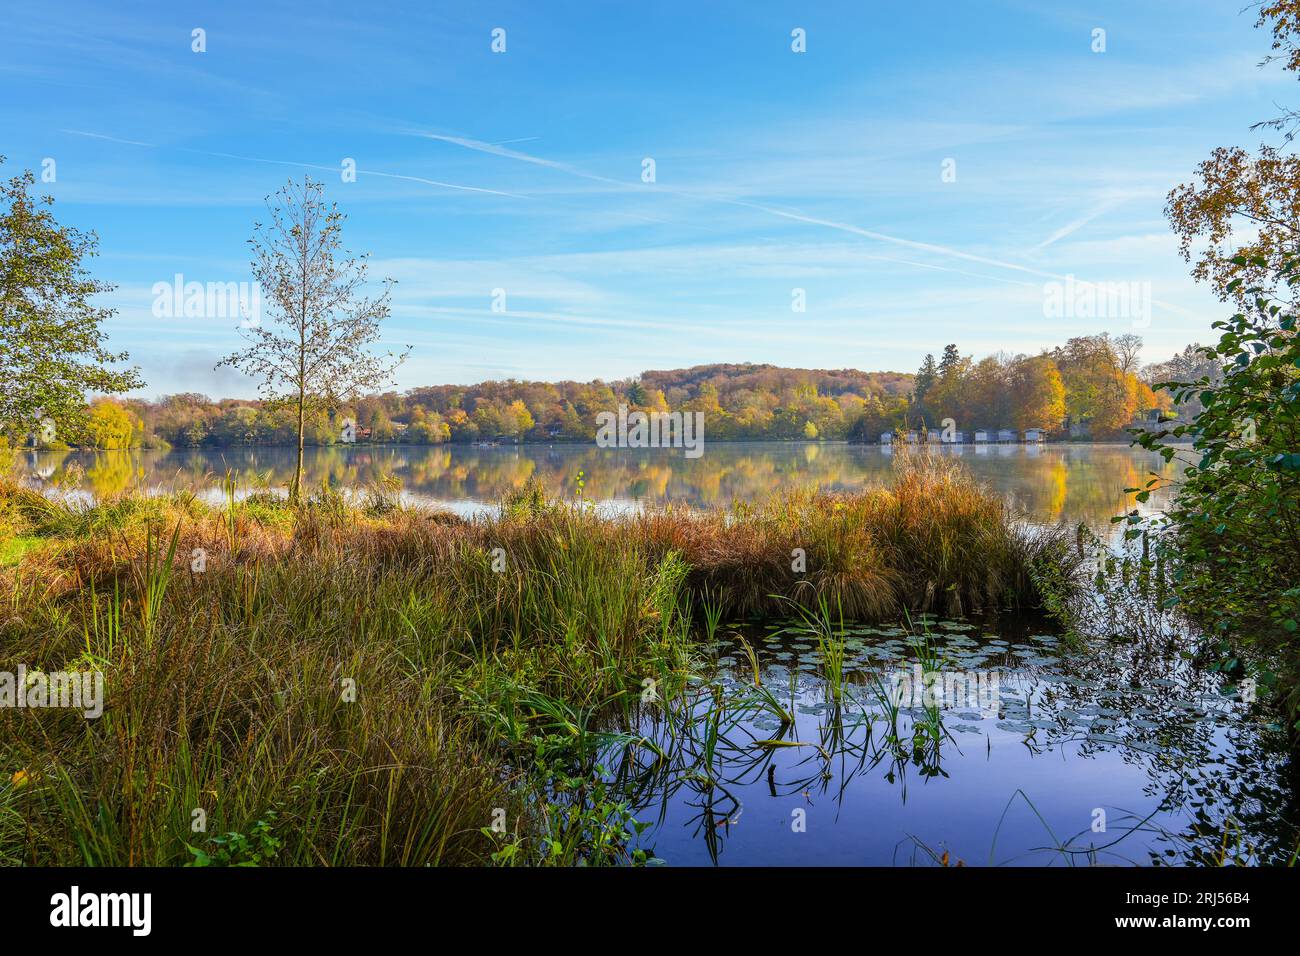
17,442,1183,531
601,621,1297,866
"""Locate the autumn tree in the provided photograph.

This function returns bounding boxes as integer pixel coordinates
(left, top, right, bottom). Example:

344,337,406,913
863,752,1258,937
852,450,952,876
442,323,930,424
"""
1133,5,1300,727
963,355,1013,428
1252,0,1300,140
911,353,938,416
925,344,971,426
681,382,728,430
1166,145,1300,304
85,398,134,449
0,158,141,445
504,399,535,438
1009,356,1065,432
219,177,408,501
1053,334,1149,437
1166,3,1300,303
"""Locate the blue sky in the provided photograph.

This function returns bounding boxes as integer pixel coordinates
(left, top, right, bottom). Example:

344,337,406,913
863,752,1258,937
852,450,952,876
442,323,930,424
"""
2,0,1290,398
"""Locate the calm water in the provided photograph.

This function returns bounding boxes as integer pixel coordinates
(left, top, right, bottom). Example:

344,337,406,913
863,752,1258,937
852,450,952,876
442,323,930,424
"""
19,441,1183,530
612,619,1297,866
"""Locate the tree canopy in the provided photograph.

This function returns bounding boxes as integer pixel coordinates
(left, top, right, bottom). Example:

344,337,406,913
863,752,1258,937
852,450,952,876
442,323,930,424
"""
0,157,140,445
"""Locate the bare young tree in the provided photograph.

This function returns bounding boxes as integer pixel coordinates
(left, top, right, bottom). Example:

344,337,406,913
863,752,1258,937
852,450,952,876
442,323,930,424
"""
219,177,408,501
1112,333,1143,376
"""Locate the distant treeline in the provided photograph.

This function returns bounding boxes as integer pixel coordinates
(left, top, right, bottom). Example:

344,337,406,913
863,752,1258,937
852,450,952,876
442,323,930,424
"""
62,334,1213,450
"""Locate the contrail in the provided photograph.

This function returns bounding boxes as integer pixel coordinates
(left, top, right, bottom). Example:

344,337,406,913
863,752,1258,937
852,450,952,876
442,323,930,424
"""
61,129,522,198
415,132,628,188
61,129,156,148
188,149,527,198
1034,200,1120,251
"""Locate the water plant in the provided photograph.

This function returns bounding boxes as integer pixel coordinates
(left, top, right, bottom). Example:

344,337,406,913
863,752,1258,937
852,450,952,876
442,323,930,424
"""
905,621,949,751
699,586,724,644
773,594,849,702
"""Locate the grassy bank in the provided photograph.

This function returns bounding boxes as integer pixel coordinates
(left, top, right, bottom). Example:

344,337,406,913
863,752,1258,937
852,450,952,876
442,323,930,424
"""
0,454,1079,866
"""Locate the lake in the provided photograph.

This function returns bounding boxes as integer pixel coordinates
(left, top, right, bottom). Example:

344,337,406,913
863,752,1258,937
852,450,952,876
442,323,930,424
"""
18,440,1182,530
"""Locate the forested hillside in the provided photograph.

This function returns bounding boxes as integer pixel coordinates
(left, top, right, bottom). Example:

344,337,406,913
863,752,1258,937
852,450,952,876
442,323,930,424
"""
54,334,1198,449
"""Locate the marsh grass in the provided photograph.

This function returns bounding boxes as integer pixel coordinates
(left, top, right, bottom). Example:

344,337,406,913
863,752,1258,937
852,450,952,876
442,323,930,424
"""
774,593,849,702
0,453,1079,865
906,621,951,752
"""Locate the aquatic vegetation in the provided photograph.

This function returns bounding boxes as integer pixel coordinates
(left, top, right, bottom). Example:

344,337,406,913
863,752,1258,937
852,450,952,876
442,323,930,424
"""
699,587,724,644
773,594,849,702
901,621,952,753
735,633,762,687
580,608,1299,866
634,452,1085,622
480,768,661,867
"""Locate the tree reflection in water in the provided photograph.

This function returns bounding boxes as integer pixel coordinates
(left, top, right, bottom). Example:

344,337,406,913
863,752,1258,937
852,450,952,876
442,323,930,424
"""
24,441,1182,532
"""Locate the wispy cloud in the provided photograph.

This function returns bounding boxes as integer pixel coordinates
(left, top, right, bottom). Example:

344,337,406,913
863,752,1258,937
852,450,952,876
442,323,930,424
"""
413,130,1191,314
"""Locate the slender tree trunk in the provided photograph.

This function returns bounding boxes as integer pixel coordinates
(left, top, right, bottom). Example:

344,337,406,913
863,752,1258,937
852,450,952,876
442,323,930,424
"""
293,389,305,502
293,261,307,502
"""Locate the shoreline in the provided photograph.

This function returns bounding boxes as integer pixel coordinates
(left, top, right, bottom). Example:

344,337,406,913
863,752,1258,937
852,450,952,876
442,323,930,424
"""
23,438,1191,453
